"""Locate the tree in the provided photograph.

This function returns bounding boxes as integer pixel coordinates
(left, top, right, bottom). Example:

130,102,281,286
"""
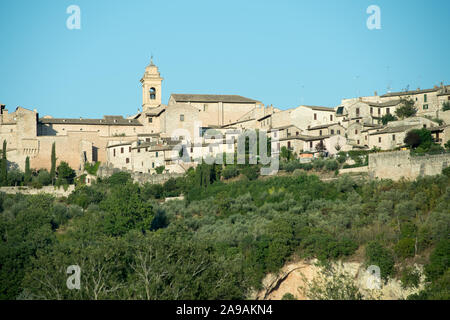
50,142,56,185
1,140,7,186
315,140,327,153
24,157,31,184
56,161,76,185
381,113,398,125
404,129,433,150
280,146,294,161
395,98,417,119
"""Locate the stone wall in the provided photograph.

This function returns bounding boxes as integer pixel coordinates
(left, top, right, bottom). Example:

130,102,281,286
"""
368,150,450,180
97,164,184,185
0,185,75,197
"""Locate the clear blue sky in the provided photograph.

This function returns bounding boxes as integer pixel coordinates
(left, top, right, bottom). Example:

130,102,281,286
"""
0,0,449,118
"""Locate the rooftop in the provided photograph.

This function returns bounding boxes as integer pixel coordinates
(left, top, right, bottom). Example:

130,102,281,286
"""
40,115,142,126
171,94,260,104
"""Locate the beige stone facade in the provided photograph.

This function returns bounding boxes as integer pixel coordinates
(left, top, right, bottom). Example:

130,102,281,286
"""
1,59,449,176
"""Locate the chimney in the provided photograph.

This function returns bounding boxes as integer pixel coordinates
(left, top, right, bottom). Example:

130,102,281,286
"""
374,91,378,96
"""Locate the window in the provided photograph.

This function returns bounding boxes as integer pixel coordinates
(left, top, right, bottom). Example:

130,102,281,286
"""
424,94,427,103
356,120,360,123
203,104,207,112
357,140,360,144
392,134,396,141
319,130,322,136
386,108,390,114
277,143,280,151
113,149,116,157
121,147,124,154
355,130,358,134
146,138,150,142
356,108,360,117
288,141,291,148
310,141,313,148
365,136,368,140
129,147,131,152
180,114,184,121
274,132,277,138
330,115,333,121
378,109,381,115
370,107,373,114
423,104,429,110
138,149,141,153
148,117,153,123
331,129,334,135
378,137,382,143
152,162,155,169
190,147,193,153
296,131,299,136
150,87,156,100
314,113,317,120
126,158,129,164
156,152,159,157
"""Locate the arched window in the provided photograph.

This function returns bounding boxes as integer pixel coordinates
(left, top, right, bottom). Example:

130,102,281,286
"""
150,87,156,100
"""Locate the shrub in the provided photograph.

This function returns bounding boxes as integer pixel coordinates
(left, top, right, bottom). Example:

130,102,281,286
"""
107,171,132,185
155,166,165,174
325,160,339,171
312,159,325,171
443,167,450,177
281,293,296,300
37,169,52,186
395,238,416,259
425,239,450,282
400,266,421,289
381,113,398,125
365,241,395,281
222,166,239,179
242,166,259,181
443,101,450,112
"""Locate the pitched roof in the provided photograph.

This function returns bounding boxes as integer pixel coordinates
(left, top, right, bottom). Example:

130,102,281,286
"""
39,116,142,126
301,105,335,112
308,123,343,130
171,94,260,104
278,134,330,142
381,88,438,98
369,124,417,135
365,100,402,108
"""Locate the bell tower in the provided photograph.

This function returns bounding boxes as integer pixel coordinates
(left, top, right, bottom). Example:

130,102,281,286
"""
140,57,163,111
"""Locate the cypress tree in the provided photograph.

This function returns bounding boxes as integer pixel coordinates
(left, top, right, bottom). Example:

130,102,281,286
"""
50,142,56,185
24,156,31,184
1,140,7,186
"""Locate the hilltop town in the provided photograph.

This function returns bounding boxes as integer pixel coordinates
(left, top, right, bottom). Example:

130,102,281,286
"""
1,58,449,178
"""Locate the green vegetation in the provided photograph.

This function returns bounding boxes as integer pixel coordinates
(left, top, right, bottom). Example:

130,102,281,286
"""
24,157,31,185
443,101,450,112
84,161,100,176
1,140,7,186
0,162,449,300
395,98,417,119
155,166,165,174
381,113,398,125
404,128,445,154
50,142,56,185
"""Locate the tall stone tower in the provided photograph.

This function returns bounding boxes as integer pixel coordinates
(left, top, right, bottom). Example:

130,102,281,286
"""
140,57,163,111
